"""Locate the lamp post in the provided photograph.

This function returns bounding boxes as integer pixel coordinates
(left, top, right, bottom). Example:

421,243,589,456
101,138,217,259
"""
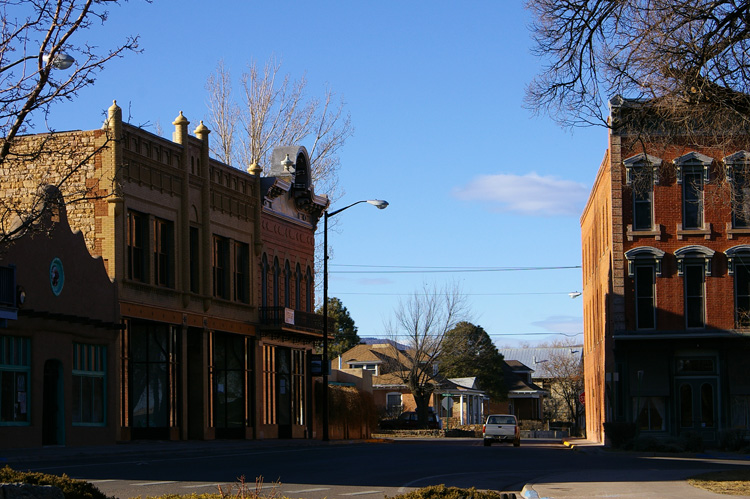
322,199,388,441
0,52,75,73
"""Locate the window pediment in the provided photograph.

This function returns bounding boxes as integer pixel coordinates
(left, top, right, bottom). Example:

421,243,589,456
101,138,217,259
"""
674,151,713,184
675,245,715,276
624,246,665,276
624,153,662,185
726,244,750,275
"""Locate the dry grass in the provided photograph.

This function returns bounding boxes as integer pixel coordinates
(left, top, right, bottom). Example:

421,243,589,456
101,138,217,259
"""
688,469,750,496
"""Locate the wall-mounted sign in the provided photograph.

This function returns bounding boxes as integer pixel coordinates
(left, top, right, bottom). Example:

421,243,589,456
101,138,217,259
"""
49,257,64,296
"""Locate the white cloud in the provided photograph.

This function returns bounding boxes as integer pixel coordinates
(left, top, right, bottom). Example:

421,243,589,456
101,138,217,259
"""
531,315,583,335
453,172,589,216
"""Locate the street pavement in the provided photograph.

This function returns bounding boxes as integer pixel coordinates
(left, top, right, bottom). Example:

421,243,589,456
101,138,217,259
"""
2,437,750,499
520,437,750,499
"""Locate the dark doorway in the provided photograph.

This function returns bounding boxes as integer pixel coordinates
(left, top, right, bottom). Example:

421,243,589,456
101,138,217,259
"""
43,359,64,445
276,347,292,438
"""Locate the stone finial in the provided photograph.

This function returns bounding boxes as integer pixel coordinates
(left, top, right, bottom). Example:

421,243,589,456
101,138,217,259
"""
172,111,190,144
248,162,262,176
194,120,210,141
103,100,122,130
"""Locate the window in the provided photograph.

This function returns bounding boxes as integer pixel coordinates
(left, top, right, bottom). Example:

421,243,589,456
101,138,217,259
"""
0,336,30,424
727,245,750,327
127,211,148,282
675,245,714,329
234,242,250,303
292,349,305,425
211,332,251,430
386,392,402,412
273,258,280,307
189,227,200,294
624,247,664,330
306,266,313,312
725,151,750,228
624,153,661,231
680,383,693,428
284,261,292,308
153,218,174,288
635,264,656,329
635,397,665,431
684,263,706,328
213,236,230,299
72,343,106,425
675,152,712,230
261,254,268,307
295,263,301,310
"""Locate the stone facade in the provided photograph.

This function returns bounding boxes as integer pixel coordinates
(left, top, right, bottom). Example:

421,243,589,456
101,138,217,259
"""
1,101,329,444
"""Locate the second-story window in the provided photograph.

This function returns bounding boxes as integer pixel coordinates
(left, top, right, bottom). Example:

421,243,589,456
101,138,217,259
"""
234,242,249,303
261,254,268,307
189,227,200,294
127,211,148,282
675,245,714,330
726,245,750,328
273,257,280,308
213,236,230,299
295,263,301,310
625,246,665,331
153,218,174,288
684,263,706,328
625,153,660,231
284,261,292,308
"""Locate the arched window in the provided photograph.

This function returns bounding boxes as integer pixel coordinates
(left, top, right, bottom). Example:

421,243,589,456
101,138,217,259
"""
284,260,292,308
295,263,302,310
273,257,280,308
306,266,313,312
261,253,268,307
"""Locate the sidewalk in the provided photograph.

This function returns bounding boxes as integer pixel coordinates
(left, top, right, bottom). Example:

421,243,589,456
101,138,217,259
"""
520,437,750,499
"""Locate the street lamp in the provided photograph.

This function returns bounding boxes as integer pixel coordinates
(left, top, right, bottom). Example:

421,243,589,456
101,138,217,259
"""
1,52,75,73
322,199,388,441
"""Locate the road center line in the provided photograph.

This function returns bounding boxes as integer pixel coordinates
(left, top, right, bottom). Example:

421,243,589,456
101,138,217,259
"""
340,491,383,496
284,488,331,493
133,481,178,486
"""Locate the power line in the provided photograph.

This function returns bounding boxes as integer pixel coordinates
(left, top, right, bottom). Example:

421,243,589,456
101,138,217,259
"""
335,291,578,297
330,264,581,274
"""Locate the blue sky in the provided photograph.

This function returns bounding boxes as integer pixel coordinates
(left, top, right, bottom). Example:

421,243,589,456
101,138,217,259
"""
42,1,607,347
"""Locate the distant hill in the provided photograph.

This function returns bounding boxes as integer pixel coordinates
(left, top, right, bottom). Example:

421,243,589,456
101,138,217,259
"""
359,337,408,350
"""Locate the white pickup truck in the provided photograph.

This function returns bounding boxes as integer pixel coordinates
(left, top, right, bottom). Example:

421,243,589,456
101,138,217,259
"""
482,414,521,447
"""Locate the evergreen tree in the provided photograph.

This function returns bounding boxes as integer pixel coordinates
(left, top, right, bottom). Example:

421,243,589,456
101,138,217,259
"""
318,297,360,358
440,322,507,401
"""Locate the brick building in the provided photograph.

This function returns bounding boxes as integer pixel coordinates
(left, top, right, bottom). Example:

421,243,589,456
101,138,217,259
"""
582,98,750,445
0,101,328,442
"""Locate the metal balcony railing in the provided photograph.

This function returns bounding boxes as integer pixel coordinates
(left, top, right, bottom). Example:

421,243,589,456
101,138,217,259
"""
258,306,325,334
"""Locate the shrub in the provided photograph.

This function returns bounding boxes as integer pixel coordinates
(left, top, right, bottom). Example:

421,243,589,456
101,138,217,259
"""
0,466,113,499
679,431,705,453
719,429,748,452
387,485,511,499
603,422,637,449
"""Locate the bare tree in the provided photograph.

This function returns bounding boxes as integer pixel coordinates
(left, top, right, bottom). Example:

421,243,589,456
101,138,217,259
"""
0,0,141,243
385,282,469,428
537,341,584,436
526,0,750,130
205,57,353,201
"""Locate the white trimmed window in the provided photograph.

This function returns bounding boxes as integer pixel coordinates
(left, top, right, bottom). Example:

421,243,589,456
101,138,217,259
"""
625,247,665,330
675,245,714,329
727,245,750,327
725,151,750,228
675,152,712,230
624,153,661,231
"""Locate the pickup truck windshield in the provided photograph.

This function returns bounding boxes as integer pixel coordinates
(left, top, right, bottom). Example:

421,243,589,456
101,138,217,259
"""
487,416,515,425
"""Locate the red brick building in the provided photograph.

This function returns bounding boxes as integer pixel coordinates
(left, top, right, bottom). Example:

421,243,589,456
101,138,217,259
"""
582,98,750,445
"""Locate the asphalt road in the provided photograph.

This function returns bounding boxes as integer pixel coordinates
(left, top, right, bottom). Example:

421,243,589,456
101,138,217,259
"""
10,438,749,499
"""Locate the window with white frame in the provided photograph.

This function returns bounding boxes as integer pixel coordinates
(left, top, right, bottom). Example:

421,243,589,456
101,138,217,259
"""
625,247,665,330
675,152,712,230
386,392,402,412
635,397,666,431
624,153,661,231
725,151,750,228
675,245,714,329
726,245,750,327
